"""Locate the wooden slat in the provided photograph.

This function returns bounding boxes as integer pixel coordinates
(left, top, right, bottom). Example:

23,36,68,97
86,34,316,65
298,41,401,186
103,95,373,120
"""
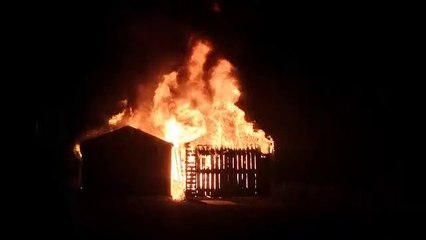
185,145,267,198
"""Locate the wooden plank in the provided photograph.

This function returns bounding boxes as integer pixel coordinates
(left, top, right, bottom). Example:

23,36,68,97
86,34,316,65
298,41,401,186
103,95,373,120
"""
188,145,268,198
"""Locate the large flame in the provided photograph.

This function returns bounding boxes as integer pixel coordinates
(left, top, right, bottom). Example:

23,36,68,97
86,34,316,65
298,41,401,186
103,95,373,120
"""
107,40,274,200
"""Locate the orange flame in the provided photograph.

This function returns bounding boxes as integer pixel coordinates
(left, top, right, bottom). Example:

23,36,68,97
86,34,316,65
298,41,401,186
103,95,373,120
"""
73,143,82,160
108,110,125,126
110,40,274,200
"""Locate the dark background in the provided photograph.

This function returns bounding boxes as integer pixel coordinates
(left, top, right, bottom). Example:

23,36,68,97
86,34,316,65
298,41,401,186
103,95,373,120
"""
21,0,420,237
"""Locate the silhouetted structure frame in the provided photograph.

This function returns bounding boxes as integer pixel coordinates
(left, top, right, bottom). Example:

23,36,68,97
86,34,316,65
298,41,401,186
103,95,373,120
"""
80,126,172,196
185,145,270,198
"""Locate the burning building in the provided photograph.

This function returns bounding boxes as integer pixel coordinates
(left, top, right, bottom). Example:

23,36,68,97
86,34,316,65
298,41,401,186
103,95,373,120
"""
184,144,272,198
82,39,274,200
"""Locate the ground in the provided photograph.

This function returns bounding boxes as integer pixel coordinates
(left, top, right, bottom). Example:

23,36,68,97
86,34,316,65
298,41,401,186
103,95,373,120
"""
69,196,414,239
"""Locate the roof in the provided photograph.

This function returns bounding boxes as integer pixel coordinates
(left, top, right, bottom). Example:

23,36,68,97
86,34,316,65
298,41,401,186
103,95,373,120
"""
81,125,172,147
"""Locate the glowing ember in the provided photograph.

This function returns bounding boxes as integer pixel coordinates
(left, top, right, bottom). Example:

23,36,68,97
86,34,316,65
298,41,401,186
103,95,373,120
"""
73,143,82,160
106,40,274,200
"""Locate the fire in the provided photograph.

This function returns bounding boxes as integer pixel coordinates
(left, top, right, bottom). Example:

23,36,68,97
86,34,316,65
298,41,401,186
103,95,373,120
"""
108,99,130,127
108,110,125,126
73,143,82,160
107,40,274,200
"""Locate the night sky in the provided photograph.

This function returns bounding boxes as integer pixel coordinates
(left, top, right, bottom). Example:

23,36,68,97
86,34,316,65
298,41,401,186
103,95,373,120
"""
26,0,416,235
